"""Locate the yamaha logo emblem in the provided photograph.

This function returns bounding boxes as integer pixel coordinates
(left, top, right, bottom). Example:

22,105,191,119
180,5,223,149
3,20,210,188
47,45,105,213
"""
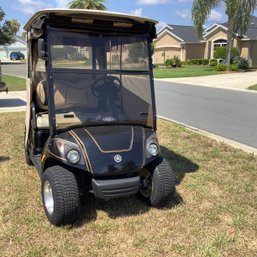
114,154,122,163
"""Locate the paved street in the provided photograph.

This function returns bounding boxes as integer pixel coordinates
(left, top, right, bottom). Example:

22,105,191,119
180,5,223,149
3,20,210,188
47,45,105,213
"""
155,80,257,149
2,63,26,77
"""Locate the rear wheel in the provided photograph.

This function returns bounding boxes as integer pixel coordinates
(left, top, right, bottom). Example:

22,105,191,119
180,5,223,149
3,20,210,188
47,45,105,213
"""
41,166,80,226
24,147,33,165
138,159,176,207
24,128,33,166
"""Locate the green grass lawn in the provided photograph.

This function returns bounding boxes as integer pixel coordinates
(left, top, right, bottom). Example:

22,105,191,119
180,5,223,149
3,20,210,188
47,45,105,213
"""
154,65,221,78
2,75,26,91
248,84,257,91
1,112,257,256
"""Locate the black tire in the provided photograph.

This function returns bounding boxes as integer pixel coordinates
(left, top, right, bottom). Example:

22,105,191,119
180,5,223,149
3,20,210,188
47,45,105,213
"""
24,147,33,165
24,128,33,166
41,166,80,226
138,158,176,207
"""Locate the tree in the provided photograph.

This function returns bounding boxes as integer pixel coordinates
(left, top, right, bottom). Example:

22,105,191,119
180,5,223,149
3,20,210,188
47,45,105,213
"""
0,7,20,45
128,42,148,62
192,0,257,69
67,0,107,10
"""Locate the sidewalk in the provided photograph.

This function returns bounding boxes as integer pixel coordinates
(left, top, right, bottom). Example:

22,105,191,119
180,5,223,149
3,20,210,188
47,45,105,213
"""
0,91,26,112
157,71,257,91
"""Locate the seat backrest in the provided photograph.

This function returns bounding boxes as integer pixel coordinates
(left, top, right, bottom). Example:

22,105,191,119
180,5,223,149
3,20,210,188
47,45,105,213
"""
36,80,48,110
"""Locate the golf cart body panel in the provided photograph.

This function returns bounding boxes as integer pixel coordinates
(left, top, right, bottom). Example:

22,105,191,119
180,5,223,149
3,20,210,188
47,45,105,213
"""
23,9,175,225
41,125,158,176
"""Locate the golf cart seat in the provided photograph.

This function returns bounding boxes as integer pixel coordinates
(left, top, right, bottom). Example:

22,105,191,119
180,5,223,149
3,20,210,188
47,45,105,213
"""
36,80,48,110
35,80,89,129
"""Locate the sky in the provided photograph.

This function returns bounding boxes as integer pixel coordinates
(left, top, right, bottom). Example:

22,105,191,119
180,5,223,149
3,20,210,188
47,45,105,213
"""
1,0,257,35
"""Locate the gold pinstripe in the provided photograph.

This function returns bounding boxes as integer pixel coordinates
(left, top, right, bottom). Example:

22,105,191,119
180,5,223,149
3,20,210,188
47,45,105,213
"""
69,130,93,173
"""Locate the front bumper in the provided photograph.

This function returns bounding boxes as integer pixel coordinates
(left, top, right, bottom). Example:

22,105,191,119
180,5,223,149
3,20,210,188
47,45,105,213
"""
91,176,140,200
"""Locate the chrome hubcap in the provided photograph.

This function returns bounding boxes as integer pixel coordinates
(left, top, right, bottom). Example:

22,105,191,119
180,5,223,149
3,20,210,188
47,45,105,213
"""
43,181,54,215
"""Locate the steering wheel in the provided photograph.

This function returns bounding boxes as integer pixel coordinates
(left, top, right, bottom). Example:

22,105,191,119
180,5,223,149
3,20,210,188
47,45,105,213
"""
91,76,122,98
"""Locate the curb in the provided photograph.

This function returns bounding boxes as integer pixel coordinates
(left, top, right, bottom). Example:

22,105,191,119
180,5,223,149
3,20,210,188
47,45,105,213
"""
158,115,257,155
155,79,257,94
3,73,26,79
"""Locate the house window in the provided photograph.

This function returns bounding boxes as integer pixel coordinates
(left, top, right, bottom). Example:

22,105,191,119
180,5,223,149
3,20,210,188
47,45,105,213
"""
213,39,227,56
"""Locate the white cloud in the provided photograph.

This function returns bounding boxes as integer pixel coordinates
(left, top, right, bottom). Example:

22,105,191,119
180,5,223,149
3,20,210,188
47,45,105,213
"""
137,0,170,5
175,9,191,19
54,0,70,8
130,8,143,16
208,10,223,23
15,0,52,15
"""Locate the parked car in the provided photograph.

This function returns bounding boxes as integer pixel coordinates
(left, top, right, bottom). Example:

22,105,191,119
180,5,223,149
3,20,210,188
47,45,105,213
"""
10,51,25,60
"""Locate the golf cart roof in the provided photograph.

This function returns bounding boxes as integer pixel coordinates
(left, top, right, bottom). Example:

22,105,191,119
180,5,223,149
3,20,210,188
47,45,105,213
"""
24,8,158,31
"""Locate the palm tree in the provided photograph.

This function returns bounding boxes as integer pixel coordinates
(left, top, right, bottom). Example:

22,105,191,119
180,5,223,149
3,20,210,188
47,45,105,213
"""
192,0,257,68
67,0,107,10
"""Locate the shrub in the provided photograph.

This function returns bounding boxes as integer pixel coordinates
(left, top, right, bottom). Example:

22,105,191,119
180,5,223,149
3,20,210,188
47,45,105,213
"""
202,59,209,65
230,64,239,71
190,59,199,65
215,64,226,71
231,47,240,58
164,56,182,68
237,57,249,70
189,59,209,65
182,60,193,65
210,59,218,66
164,59,172,67
214,47,227,59
172,55,182,67
214,47,240,61
153,64,159,68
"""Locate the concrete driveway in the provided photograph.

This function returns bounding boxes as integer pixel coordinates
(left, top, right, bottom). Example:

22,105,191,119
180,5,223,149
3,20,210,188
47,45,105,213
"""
157,71,257,91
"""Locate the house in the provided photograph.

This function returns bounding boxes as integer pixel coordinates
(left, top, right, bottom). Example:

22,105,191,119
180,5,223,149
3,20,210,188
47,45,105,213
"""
153,15,257,67
0,36,27,60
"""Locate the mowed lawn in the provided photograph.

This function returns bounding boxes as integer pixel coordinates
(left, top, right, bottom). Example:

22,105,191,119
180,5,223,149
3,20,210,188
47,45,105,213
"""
2,75,26,91
1,112,257,257
154,65,221,78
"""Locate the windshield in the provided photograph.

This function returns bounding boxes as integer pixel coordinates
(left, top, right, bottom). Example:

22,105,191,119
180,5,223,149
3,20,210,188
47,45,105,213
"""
48,28,154,129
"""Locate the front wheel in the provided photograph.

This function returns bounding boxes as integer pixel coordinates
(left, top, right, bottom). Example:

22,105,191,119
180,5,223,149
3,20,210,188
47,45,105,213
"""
41,166,80,226
138,159,176,207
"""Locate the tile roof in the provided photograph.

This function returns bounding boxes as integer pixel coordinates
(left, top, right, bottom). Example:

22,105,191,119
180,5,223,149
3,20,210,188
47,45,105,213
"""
221,15,257,39
160,15,257,43
164,24,200,43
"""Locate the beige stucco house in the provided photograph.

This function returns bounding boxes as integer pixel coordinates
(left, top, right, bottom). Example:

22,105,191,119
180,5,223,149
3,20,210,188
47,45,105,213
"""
154,15,257,67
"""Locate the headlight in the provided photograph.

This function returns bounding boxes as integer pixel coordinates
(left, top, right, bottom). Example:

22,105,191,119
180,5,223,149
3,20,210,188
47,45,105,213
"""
66,149,80,164
147,143,158,156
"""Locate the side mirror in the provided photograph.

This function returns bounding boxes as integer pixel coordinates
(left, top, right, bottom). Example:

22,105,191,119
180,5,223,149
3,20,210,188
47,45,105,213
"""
38,38,47,60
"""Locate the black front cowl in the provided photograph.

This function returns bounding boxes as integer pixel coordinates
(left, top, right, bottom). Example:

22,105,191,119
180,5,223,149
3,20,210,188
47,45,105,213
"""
69,125,146,176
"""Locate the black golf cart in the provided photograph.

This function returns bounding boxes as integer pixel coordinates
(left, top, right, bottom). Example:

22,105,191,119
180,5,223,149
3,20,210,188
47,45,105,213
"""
24,9,176,226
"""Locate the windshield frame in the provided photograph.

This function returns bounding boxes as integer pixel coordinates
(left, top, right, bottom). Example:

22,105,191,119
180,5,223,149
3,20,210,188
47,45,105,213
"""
45,25,157,134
